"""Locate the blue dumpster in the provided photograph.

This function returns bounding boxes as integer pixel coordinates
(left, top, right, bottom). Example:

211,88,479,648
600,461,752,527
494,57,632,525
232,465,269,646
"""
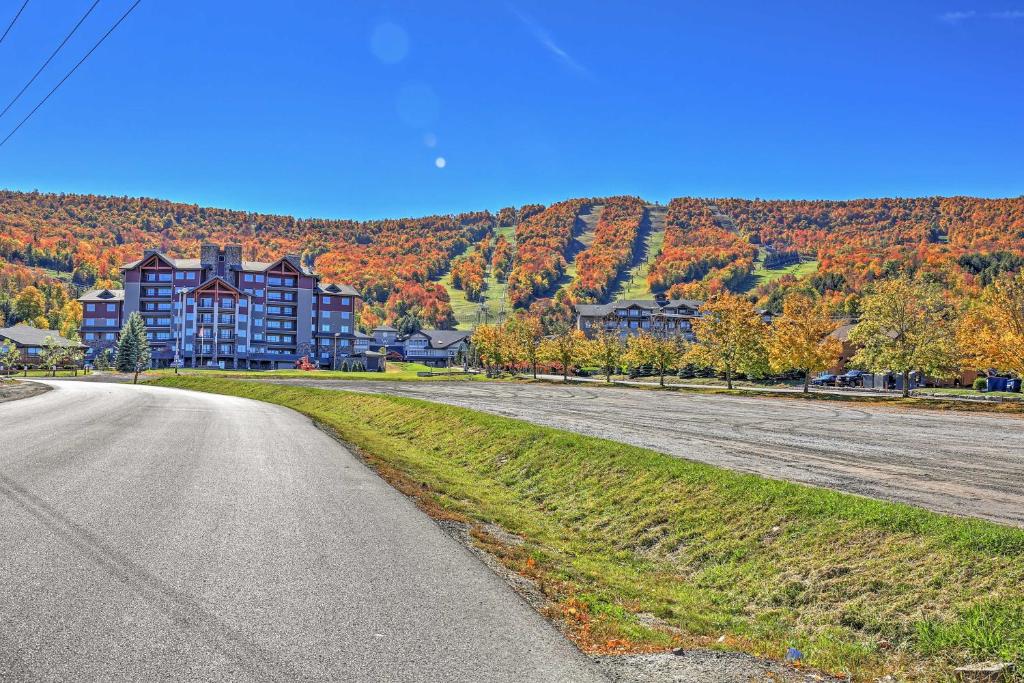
987,376,1009,392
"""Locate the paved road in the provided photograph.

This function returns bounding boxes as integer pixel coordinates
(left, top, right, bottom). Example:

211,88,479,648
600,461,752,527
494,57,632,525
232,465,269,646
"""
0,380,606,682
273,379,1024,527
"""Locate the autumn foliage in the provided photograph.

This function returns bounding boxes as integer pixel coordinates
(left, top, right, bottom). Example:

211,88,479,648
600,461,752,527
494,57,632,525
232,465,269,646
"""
506,199,590,308
566,196,646,303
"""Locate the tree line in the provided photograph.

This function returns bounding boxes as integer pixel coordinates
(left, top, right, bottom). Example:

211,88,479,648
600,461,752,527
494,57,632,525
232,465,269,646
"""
470,274,1024,397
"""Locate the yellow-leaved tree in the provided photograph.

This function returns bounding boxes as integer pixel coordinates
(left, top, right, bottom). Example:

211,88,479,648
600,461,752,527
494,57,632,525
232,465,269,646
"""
849,279,959,397
471,324,507,377
957,270,1024,377
767,293,843,393
506,314,544,378
539,323,586,382
586,330,625,383
687,293,768,389
624,332,688,387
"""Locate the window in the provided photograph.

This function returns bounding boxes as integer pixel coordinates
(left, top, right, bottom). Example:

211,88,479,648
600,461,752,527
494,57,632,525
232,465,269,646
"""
104,333,116,341
106,318,117,327
186,271,196,280
158,273,172,282
321,310,330,318
254,304,263,313
84,332,96,341
107,304,117,312
322,296,331,305
321,324,330,332
341,311,350,320
244,273,254,283
237,345,246,353
185,343,193,351
86,303,95,312
341,297,350,306
27,347,40,356
340,325,350,333
255,274,264,283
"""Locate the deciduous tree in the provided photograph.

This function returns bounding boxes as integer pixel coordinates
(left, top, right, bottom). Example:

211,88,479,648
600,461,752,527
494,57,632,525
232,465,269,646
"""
506,315,543,378
767,293,843,392
624,332,687,387
471,324,506,377
14,286,45,323
39,336,66,376
849,279,959,397
0,339,20,375
687,293,768,389
957,270,1024,377
586,330,625,383
539,324,586,382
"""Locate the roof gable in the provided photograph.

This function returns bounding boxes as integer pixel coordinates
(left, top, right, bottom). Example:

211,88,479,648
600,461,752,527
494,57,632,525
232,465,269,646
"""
189,276,243,296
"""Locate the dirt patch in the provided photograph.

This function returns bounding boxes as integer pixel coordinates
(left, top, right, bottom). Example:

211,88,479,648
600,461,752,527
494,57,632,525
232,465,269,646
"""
0,381,50,404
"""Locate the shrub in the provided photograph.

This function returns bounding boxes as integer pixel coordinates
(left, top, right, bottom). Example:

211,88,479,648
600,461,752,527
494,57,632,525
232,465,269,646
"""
973,377,988,391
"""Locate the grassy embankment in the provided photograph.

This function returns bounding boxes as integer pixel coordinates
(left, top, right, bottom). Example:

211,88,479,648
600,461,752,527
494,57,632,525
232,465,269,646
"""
150,376,1024,682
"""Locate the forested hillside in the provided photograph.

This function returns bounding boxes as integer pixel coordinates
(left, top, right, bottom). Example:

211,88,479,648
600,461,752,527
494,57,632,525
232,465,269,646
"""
1,190,1023,333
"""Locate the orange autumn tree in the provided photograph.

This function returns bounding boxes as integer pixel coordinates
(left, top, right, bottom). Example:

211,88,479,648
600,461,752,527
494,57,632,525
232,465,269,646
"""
767,292,843,392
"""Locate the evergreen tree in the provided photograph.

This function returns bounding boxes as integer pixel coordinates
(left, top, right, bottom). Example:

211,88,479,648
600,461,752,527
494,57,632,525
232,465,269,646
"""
115,312,151,384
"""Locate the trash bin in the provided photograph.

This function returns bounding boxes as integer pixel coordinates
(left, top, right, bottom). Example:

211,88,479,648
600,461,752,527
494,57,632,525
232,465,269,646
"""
1008,378,1022,393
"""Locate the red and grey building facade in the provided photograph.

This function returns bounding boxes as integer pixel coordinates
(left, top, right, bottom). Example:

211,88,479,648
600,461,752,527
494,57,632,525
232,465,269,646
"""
79,244,362,369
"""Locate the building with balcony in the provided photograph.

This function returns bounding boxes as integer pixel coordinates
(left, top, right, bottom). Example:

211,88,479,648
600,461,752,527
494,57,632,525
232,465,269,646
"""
575,294,704,341
78,244,362,369
402,329,471,367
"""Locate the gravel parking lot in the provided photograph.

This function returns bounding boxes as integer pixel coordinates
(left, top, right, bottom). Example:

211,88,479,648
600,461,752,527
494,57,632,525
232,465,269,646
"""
273,379,1024,527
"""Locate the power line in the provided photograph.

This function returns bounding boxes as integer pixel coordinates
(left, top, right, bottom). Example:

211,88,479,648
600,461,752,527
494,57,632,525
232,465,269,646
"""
0,0,101,122
0,0,141,149
0,0,30,46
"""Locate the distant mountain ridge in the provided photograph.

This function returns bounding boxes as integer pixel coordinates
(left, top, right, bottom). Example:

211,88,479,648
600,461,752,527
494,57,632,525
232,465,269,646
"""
1,189,1023,330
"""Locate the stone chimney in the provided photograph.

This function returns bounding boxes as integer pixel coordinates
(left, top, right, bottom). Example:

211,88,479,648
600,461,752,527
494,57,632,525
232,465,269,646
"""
224,245,242,270
200,243,220,269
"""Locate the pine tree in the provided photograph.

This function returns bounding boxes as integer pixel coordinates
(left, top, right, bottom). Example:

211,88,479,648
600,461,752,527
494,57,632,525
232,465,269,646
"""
115,312,151,384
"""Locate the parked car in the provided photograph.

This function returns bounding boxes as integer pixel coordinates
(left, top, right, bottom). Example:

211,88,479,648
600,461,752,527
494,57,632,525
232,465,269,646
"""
837,369,866,387
811,373,838,387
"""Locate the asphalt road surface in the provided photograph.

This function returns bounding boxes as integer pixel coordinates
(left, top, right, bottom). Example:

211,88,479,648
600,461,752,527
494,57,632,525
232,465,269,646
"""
0,380,606,682
274,379,1024,528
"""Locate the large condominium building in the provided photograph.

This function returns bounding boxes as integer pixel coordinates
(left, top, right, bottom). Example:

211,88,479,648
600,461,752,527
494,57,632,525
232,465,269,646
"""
575,294,704,341
79,244,362,369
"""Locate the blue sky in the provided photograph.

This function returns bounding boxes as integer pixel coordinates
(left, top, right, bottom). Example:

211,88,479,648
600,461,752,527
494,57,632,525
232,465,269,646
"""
0,1,1021,219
